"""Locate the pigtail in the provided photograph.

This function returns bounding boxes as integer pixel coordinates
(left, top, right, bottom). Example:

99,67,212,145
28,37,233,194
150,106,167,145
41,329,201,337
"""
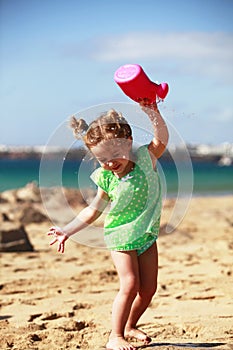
69,116,89,139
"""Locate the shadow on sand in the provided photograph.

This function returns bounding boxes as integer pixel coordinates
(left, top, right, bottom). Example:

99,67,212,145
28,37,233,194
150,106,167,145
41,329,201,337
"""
0,315,12,321
139,342,227,349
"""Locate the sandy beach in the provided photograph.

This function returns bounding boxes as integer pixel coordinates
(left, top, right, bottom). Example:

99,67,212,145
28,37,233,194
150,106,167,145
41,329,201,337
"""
0,185,233,349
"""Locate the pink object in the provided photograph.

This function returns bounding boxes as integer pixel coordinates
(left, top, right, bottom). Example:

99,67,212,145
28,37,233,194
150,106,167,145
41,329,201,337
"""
114,64,169,103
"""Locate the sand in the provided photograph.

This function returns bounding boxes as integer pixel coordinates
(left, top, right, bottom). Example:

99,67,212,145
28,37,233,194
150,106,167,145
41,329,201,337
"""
0,186,233,350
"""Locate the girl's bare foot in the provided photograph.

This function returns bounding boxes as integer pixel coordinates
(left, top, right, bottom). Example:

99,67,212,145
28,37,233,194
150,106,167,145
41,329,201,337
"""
125,327,152,345
106,335,136,350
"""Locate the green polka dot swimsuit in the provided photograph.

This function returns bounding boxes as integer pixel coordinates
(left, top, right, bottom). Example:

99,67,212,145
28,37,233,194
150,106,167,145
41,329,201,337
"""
90,145,162,255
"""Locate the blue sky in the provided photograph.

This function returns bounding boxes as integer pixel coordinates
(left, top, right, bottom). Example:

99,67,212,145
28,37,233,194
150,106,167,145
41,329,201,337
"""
0,0,233,146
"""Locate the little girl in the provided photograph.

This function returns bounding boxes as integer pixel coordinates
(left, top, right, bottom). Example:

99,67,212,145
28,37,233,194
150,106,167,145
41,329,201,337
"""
47,101,169,350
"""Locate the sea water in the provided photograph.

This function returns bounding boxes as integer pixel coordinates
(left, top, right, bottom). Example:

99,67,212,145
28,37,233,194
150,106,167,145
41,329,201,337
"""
0,158,232,196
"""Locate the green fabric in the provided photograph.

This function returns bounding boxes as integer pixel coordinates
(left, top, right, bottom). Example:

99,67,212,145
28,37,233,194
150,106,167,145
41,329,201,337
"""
90,145,162,252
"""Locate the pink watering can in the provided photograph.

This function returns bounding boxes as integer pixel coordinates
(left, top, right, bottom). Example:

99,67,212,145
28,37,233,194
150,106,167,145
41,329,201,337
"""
114,64,169,103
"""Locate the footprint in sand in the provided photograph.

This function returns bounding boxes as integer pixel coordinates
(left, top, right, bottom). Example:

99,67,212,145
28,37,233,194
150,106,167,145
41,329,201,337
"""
41,312,63,321
28,313,42,322
29,334,42,342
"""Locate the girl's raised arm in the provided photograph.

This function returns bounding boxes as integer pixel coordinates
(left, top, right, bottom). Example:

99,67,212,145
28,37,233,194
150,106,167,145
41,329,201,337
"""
140,101,169,163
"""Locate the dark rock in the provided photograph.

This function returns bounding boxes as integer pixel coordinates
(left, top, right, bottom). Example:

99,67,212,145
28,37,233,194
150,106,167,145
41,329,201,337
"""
0,223,34,252
1,213,10,222
20,206,48,224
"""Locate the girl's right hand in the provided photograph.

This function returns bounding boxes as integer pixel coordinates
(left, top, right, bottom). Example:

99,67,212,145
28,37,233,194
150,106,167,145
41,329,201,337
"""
139,98,158,111
47,226,68,253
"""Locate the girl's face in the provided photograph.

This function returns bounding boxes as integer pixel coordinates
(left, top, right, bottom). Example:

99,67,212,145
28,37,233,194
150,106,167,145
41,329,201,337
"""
91,137,133,177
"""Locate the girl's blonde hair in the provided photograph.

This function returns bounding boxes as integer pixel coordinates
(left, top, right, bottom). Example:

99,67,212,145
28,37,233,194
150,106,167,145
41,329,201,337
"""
70,109,132,148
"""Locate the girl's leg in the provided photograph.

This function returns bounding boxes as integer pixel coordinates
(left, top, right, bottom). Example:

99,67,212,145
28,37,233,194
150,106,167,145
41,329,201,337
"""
125,242,158,343
106,250,139,350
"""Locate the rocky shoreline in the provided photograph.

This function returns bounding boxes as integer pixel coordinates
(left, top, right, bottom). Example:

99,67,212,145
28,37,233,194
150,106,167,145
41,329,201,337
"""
1,143,232,164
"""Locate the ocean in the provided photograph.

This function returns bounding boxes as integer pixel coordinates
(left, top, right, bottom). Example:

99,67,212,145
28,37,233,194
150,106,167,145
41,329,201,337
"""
0,157,232,197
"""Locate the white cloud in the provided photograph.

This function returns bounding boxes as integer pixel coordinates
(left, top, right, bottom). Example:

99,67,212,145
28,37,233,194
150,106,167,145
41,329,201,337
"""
90,31,233,82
